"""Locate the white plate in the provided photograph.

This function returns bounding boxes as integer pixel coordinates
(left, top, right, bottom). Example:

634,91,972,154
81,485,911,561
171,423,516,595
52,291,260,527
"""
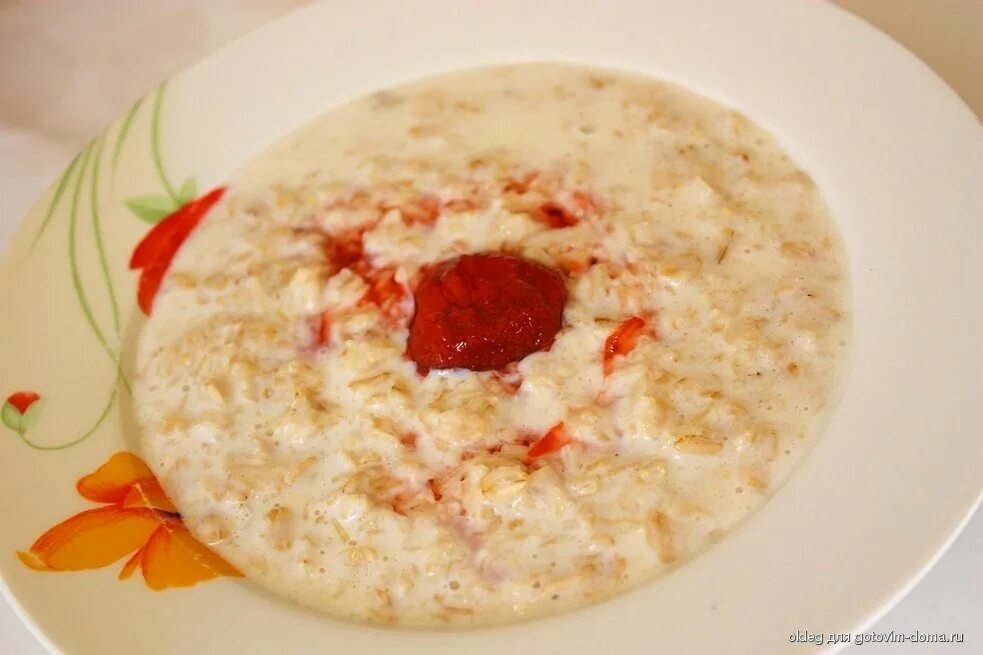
0,1,980,653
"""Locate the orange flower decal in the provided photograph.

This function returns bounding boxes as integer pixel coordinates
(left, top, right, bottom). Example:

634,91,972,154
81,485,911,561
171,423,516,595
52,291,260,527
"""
18,452,240,590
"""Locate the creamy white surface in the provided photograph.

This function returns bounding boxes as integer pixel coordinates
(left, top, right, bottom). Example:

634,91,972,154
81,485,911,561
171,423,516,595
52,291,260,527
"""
134,63,848,627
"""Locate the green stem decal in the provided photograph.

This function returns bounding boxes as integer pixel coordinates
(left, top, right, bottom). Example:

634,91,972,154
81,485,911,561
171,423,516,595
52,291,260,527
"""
9,77,194,450
91,133,134,397
151,81,178,202
15,382,117,451
28,152,82,253
68,141,116,364
90,135,122,335
112,96,145,179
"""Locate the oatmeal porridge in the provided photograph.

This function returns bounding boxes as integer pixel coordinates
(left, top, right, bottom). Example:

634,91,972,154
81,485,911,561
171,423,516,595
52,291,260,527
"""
133,63,849,626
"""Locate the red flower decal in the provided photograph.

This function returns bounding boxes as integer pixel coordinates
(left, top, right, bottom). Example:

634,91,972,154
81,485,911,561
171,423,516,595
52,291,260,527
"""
3,391,43,435
129,187,226,315
7,391,40,415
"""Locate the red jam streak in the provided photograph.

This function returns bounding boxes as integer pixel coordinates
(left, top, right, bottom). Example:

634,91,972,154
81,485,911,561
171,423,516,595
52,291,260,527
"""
323,226,368,273
407,253,567,373
358,267,408,320
129,187,226,315
527,422,573,459
534,201,579,228
481,363,523,395
313,311,332,348
319,227,409,322
602,315,649,376
393,195,441,226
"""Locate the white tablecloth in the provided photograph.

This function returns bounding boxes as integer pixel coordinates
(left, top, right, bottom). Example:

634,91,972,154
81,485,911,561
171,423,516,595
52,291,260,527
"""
1,1,979,652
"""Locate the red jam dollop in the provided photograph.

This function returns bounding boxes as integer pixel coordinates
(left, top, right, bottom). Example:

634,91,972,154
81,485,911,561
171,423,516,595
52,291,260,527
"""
407,253,567,373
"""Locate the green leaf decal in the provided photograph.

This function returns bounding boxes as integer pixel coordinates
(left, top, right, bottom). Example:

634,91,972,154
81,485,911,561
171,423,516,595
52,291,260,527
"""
1,402,22,433
125,194,176,223
20,398,45,432
177,177,197,205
